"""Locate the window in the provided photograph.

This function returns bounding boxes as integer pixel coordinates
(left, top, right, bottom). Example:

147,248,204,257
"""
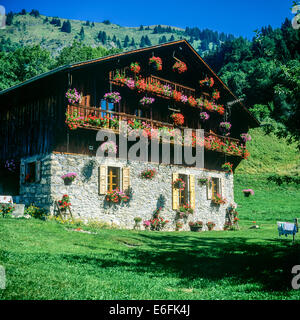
101,99,115,115
178,174,189,206
172,173,195,210
107,166,120,192
211,177,221,199
98,166,130,195
22,160,41,183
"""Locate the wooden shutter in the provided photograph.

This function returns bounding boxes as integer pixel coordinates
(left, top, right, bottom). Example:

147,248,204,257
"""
98,166,107,195
35,161,41,183
20,162,26,184
220,178,225,196
207,177,213,200
122,167,130,191
189,174,195,209
172,173,179,210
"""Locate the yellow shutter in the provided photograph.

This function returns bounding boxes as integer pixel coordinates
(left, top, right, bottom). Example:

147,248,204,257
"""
122,167,130,191
220,178,225,196
189,174,195,209
172,173,179,210
207,177,213,200
98,166,107,195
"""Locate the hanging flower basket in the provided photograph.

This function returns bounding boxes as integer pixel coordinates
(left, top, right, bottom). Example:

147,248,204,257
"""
130,62,141,73
212,89,220,100
141,168,157,179
139,96,155,106
219,122,232,136
200,112,210,121
221,162,233,174
149,56,162,71
241,133,252,142
189,221,203,232
242,189,254,197
170,113,184,126
199,77,214,87
103,92,121,104
100,141,118,155
172,178,186,191
61,172,77,185
172,61,187,74
65,88,82,104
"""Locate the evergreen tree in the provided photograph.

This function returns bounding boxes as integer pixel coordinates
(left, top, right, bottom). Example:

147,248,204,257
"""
79,27,85,41
144,35,152,46
61,20,71,33
139,25,144,31
6,11,14,26
130,38,135,47
123,35,130,48
140,36,146,47
29,9,40,18
169,35,175,42
20,9,26,15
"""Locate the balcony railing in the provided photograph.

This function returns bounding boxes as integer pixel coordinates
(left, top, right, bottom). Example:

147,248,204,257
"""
66,104,248,159
109,71,196,98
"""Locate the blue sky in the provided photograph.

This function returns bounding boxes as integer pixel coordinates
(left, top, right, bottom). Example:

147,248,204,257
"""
1,0,295,38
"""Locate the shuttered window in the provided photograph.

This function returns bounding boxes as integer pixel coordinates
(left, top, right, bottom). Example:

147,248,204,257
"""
98,166,130,194
22,160,41,183
207,177,224,200
172,173,195,210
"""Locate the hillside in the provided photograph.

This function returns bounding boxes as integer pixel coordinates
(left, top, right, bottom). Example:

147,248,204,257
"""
0,11,234,56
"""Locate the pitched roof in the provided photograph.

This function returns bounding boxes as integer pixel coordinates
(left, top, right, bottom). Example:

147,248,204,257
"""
0,39,259,126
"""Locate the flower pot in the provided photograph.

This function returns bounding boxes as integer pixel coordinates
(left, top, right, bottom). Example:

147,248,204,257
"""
190,226,202,232
244,192,251,197
63,179,73,186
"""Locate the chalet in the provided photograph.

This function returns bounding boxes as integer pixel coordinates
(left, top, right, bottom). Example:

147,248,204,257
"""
0,40,259,230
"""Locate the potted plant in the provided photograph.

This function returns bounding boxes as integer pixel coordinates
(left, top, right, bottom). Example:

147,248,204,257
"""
222,162,233,174
172,61,187,74
242,189,254,197
212,193,227,206
149,56,162,71
172,178,186,191
199,112,210,121
61,172,77,185
143,220,151,230
206,221,216,231
130,62,141,73
103,92,121,104
141,168,157,179
189,221,203,232
133,217,142,230
65,88,82,104
175,221,184,231
139,96,155,106
58,194,71,213
176,203,194,219
170,113,184,126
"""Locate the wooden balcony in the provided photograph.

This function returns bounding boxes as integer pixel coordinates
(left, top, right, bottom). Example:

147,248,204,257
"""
66,104,247,158
109,71,196,98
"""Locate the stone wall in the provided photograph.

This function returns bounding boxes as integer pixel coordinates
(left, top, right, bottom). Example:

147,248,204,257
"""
46,153,234,231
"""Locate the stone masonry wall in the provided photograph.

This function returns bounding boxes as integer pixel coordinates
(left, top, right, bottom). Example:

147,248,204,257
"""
46,153,234,231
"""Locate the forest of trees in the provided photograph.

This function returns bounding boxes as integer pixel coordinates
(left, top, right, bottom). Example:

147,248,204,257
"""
205,18,300,144
0,10,299,146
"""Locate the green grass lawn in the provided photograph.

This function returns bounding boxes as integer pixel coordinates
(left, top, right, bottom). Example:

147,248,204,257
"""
1,173,300,301
1,128,300,300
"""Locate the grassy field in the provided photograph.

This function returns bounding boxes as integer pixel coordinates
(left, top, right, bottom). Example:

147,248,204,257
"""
0,128,300,300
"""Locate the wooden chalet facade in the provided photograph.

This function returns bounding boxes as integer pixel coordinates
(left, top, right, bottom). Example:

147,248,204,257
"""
0,40,259,230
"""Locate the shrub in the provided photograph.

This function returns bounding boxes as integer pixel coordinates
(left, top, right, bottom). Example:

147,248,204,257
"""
0,203,15,217
25,205,48,220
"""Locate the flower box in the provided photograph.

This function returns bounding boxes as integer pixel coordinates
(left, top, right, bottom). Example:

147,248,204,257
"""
206,221,216,231
189,221,203,232
105,189,129,204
